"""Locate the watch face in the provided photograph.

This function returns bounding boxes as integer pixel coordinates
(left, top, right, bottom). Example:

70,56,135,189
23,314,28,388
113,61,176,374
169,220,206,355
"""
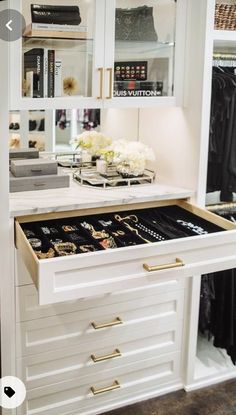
114,61,148,81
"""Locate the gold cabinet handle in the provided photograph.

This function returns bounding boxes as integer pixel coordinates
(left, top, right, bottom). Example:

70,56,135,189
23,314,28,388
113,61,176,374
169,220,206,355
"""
91,380,120,396
106,68,113,99
91,317,123,330
143,258,184,272
97,67,104,99
91,348,122,363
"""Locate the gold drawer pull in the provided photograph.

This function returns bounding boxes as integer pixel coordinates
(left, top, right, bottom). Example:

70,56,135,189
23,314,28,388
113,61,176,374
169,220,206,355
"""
91,380,120,396
91,317,123,330
143,257,184,272
106,68,113,99
97,67,104,99
91,348,122,363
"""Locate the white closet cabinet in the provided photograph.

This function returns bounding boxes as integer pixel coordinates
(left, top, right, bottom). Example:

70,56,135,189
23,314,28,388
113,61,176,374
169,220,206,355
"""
9,0,186,110
1,1,236,415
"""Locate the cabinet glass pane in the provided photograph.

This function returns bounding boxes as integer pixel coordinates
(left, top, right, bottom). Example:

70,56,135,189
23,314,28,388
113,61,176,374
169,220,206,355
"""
21,0,95,99
114,0,176,98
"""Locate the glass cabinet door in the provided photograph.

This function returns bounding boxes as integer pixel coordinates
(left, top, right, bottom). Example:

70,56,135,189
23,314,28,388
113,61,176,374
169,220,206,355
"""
10,0,106,109
104,0,178,106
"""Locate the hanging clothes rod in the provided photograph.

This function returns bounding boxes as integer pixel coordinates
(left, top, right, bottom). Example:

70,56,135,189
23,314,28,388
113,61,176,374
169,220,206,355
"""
207,202,236,212
213,53,236,60
213,53,236,67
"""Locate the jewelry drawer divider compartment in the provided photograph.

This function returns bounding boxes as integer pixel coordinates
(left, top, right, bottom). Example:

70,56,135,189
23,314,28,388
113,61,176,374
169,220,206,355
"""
15,199,236,305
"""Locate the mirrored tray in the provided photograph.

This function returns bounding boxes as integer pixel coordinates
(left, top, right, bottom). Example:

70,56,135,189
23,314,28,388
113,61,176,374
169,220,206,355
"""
73,166,155,189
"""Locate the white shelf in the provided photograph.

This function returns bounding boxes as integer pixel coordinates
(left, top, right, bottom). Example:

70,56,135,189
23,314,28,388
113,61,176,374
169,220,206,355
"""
213,30,236,47
28,131,45,135
10,96,102,111
115,41,175,60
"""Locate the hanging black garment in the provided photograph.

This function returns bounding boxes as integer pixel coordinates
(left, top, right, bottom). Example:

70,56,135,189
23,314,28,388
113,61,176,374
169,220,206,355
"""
211,269,236,364
207,68,236,201
199,274,215,337
199,207,236,365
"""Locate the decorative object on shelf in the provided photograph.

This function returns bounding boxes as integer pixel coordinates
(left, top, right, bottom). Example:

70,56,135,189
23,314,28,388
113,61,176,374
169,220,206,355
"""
110,139,156,177
24,48,45,98
115,6,158,41
9,123,20,130
81,150,92,164
96,150,114,174
73,166,155,188
114,61,148,81
26,4,87,38
22,78,31,97
63,77,79,96
114,80,163,97
31,4,82,25
72,131,112,158
215,3,236,30
96,158,107,174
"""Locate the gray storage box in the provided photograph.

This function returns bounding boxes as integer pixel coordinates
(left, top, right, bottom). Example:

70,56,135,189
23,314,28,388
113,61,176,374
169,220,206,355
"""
11,159,58,177
9,148,39,160
10,173,70,193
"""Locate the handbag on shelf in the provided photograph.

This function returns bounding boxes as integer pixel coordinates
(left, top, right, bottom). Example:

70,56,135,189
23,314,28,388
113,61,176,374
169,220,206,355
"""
31,4,82,25
115,6,158,42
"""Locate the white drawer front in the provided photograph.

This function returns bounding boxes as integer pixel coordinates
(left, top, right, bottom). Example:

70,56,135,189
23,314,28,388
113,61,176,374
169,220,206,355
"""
17,352,181,415
16,290,184,357
17,320,183,390
15,201,236,306
16,278,185,322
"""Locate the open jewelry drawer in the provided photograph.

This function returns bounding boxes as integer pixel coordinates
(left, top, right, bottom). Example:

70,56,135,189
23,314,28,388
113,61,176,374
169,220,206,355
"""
15,199,236,305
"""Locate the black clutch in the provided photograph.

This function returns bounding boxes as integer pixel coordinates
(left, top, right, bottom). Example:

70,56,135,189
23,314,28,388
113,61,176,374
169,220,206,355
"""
115,6,158,42
31,4,82,25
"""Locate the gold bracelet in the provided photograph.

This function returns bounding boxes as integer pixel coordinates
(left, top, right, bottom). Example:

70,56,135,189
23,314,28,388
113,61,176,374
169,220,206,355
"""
80,244,96,253
36,248,55,260
54,242,77,256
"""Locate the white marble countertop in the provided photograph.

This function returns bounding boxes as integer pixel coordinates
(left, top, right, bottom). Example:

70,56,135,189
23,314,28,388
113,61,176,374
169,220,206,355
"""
10,175,195,217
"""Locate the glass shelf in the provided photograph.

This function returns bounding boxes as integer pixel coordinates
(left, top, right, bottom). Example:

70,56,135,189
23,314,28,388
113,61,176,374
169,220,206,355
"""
22,36,93,51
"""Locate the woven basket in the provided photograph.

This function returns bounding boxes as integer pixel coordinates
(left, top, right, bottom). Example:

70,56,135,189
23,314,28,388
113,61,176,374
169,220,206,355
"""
215,3,236,30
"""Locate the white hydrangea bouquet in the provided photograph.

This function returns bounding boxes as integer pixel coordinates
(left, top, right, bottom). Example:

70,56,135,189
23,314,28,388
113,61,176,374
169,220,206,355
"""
72,131,112,157
109,139,156,177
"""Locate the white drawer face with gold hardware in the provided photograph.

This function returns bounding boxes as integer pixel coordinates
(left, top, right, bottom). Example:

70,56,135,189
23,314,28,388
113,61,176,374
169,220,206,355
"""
15,200,236,305
17,352,181,415
16,278,185,322
17,320,182,390
16,290,184,357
